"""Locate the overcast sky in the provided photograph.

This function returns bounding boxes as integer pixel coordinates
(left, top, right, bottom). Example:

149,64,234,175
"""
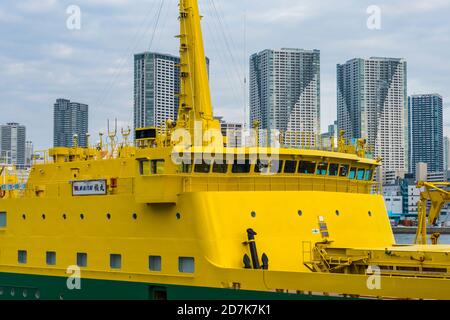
0,0,449,149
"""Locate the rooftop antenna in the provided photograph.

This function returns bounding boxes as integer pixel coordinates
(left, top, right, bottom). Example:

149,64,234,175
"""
121,126,131,147
107,119,118,157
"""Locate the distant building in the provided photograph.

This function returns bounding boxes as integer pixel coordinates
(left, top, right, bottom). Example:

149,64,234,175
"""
216,117,243,148
321,121,338,149
337,57,408,183
408,94,444,176
134,52,209,131
53,99,89,148
444,136,449,171
0,123,26,167
25,141,33,168
250,48,321,147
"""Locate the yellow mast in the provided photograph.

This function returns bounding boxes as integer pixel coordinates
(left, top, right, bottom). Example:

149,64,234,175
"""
176,0,220,140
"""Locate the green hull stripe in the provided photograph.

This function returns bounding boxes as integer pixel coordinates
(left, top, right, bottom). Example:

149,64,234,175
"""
0,272,341,300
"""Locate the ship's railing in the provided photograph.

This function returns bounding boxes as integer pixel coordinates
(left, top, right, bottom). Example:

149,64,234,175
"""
32,150,49,165
182,175,379,195
225,129,376,159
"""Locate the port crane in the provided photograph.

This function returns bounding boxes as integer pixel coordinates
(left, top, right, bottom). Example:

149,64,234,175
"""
415,181,450,245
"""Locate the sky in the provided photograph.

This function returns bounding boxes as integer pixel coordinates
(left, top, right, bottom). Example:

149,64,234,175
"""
0,0,449,149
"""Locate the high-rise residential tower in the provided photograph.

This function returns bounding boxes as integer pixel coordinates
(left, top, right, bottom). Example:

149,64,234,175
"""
337,57,408,182
0,123,26,167
53,99,89,148
445,136,450,171
250,48,321,147
134,52,209,131
408,94,444,176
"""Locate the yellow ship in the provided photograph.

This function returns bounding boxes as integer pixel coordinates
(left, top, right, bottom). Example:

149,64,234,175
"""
0,0,449,300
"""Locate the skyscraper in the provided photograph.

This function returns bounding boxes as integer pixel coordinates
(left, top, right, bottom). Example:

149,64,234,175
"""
53,99,89,148
408,94,444,175
337,57,408,182
445,136,450,171
134,52,209,131
250,48,321,147
0,123,26,167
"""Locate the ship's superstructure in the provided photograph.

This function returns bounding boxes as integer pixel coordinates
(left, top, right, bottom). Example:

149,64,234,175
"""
0,0,449,300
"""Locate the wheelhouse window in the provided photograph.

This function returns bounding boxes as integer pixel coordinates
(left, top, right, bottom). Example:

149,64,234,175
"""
339,165,349,177
150,160,165,174
298,161,316,174
316,163,328,175
349,167,357,179
329,164,339,176
365,169,373,181
232,160,251,173
181,163,192,173
212,161,228,173
255,160,283,174
194,161,211,174
139,160,150,175
357,168,365,181
284,160,297,173
140,159,165,175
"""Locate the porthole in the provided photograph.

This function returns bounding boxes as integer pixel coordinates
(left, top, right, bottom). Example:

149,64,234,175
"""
298,210,303,216
176,213,181,220
132,213,138,220
335,210,340,216
368,211,372,217
62,214,67,220
251,211,256,218
22,214,26,220
42,214,46,220
80,214,85,220
106,213,111,220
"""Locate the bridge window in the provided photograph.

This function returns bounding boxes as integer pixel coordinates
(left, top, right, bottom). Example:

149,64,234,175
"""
284,160,297,173
139,160,150,175
255,160,283,174
0,212,6,228
46,252,56,266
212,162,228,173
329,164,339,176
179,257,195,273
339,165,349,177
365,169,373,181
18,250,27,264
149,256,162,272
181,163,192,173
194,161,211,173
298,161,316,174
349,167,357,179
232,160,251,173
316,163,328,175
357,169,365,181
150,160,165,174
